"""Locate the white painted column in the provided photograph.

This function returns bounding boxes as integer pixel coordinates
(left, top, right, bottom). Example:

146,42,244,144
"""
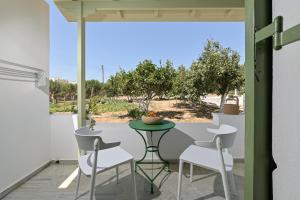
77,1,86,127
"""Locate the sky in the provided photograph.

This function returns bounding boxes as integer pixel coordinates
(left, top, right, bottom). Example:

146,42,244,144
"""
49,1,245,82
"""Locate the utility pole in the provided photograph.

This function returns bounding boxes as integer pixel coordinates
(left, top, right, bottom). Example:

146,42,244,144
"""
100,65,104,83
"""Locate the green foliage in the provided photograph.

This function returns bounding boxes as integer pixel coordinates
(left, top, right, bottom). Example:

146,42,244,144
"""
52,81,77,103
50,102,75,113
127,108,146,120
94,99,138,114
106,69,138,101
50,97,138,115
195,40,245,109
49,40,245,115
134,59,158,100
121,70,138,102
87,96,102,114
185,62,208,103
86,80,103,98
171,65,188,99
199,40,244,96
154,60,176,99
49,80,61,103
49,79,103,103
105,72,123,97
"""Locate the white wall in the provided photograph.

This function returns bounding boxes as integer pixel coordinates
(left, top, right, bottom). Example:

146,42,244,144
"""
0,0,50,193
51,114,245,161
273,0,300,199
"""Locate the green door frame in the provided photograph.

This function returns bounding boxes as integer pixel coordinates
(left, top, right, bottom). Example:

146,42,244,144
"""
245,0,276,199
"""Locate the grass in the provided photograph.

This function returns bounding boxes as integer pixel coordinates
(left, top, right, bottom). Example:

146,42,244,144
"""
50,102,75,113
93,100,138,114
50,99,138,114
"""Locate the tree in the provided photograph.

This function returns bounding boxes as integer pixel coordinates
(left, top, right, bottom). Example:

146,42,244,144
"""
134,59,158,111
60,82,71,102
185,62,209,103
197,40,245,111
171,65,188,99
69,83,77,101
86,80,102,98
105,76,117,97
154,60,176,99
121,70,138,102
49,80,61,103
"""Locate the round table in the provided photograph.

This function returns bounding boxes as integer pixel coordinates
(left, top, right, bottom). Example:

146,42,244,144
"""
129,120,175,193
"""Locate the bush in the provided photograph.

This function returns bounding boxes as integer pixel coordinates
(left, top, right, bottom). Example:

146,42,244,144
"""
88,96,102,114
127,108,146,120
50,102,75,113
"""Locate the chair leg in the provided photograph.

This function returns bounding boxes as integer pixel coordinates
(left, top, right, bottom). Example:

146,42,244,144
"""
177,159,184,200
116,166,119,184
220,170,231,200
228,171,237,195
75,167,81,200
190,163,193,183
130,160,138,200
89,168,97,200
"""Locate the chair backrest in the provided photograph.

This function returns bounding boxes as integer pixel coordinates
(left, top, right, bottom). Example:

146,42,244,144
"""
72,114,79,130
207,124,238,149
75,127,104,151
72,114,91,130
74,127,121,153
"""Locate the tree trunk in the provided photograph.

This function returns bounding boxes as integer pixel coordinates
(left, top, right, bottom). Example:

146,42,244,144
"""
51,93,56,104
90,87,94,98
127,96,133,103
220,94,227,113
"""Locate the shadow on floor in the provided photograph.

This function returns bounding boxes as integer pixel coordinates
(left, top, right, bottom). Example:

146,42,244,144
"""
193,173,244,200
145,127,195,160
92,173,162,200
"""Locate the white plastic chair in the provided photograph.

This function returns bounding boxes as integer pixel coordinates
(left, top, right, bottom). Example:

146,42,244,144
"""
73,128,137,200
177,124,238,200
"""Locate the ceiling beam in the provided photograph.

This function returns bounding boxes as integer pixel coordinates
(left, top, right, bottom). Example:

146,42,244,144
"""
190,9,197,17
83,0,244,10
117,10,124,19
153,10,159,18
54,0,244,22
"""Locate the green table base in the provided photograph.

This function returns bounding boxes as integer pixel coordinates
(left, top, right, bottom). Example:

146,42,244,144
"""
129,120,175,194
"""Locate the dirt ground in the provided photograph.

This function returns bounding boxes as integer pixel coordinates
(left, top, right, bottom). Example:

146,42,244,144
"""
94,99,214,123
93,94,244,123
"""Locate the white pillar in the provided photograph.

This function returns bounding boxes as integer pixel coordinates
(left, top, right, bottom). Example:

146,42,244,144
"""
77,1,86,127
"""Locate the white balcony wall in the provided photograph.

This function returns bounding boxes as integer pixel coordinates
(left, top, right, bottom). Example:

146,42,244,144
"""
0,0,50,193
273,0,300,199
50,114,245,161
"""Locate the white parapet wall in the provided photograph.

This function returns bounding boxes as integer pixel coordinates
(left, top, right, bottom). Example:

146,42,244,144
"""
50,113,245,161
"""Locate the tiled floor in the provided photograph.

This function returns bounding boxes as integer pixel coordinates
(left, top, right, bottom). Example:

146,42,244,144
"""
3,162,244,200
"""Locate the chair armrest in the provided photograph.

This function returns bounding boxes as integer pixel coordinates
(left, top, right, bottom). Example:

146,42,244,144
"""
93,136,120,150
94,138,100,151
194,140,216,148
100,141,121,150
90,130,102,135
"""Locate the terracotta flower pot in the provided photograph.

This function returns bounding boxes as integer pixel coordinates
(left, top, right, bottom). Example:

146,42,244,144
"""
142,116,164,125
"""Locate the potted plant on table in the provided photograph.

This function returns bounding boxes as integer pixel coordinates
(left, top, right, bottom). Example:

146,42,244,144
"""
142,111,164,125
